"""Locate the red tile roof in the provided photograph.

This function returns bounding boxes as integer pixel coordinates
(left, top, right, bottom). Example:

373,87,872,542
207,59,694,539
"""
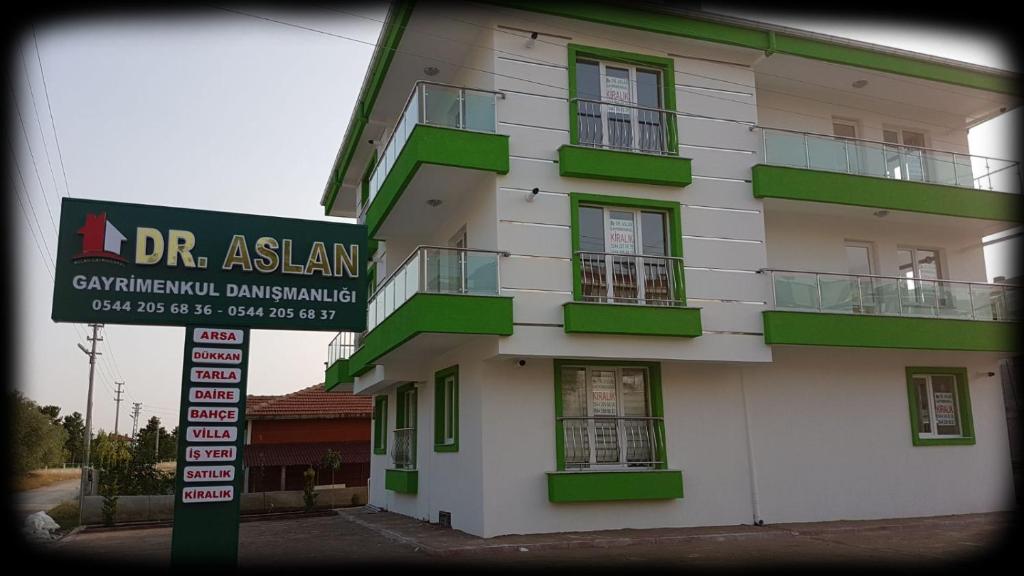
246,384,372,420
243,441,369,467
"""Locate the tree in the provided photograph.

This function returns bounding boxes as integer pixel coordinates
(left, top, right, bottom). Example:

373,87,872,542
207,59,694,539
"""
12,391,69,475
321,449,342,486
62,412,85,464
39,405,62,426
161,426,178,462
136,416,167,463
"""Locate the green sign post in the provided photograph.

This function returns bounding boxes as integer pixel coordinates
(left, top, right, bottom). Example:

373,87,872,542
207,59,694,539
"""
51,198,367,566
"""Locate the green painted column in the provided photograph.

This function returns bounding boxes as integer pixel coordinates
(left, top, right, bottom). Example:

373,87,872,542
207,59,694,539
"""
171,326,250,567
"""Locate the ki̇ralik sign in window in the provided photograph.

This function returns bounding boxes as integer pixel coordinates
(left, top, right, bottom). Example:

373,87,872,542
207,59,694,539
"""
50,198,367,567
51,198,367,331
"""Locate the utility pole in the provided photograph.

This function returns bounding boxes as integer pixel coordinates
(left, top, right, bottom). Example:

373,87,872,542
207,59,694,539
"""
76,323,102,527
155,425,160,460
113,381,124,436
131,402,142,440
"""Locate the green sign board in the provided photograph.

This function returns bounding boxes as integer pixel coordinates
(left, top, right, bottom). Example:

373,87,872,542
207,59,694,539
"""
52,198,367,331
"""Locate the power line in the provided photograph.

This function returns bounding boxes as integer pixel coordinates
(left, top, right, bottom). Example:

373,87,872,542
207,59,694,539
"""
9,74,60,240
18,43,63,210
31,27,73,198
7,138,55,263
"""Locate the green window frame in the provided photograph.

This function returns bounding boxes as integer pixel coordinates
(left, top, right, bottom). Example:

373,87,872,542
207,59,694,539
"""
905,367,976,446
553,359,668,471
372,395,388,455
569,193,685,304
394,383,418,469
567,44,678,155
434,365,459,452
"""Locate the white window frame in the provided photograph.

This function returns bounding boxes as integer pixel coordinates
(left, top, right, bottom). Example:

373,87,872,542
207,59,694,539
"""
567,365,654,470
832,118,859,139
578,58,664,153
582,205,669,304
441,374,456,445
914,374,964,439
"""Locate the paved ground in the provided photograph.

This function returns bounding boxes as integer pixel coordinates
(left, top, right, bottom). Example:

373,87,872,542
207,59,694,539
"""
15,479,79,520
41,507,1013,568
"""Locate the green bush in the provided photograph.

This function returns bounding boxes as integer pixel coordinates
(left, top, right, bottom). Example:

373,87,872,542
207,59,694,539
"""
303,467,318,512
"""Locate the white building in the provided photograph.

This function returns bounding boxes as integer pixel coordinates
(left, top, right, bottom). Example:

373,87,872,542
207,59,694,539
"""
320,2,1020,538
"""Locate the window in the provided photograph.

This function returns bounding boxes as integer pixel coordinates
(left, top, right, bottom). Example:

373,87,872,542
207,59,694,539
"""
906,368,975,446
883,128,928,181
373,396,388,455
845,241,876,314
393,384,417,469
897,247,946,313
568,44,677,155
571,193,684,307
434,366,459,452
555,361,666,470
832,120,858,139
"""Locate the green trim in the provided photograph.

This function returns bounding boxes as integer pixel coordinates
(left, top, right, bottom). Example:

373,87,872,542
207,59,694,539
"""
558,146,692,187
324,359,353,392
763,311,1019,352
384,469,418,494
364,125,510,238
373,395,388,455
488,2,1017,95
434,365,459,452
563,302,702,337
324,0,415,214
569,193,685,304
753,165,1023,223
905,367,976,446
348,294,514,377
553,360,667,472
396,382,416,427
547,470,683,502
567,43,678,153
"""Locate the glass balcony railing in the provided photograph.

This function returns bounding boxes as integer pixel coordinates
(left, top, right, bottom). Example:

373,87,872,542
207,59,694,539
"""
327,331,355,367
358,82,502,215
761,127,1022,194
764,269,1020,322
363,246,506,337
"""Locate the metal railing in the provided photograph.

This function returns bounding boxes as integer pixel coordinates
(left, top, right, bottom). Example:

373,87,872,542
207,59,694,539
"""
327,331,355,366
559,416,664,470
391,428,415,470
364,246,507,336
577,251,685,306
763,269,1021,322
359,81,503,215
759,127,1022,194
572,98,673,155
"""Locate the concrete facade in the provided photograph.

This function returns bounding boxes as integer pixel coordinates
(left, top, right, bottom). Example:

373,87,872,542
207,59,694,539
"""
329,4,1018,538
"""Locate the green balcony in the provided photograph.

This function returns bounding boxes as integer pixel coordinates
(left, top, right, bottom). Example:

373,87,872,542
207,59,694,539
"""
753,129,1022,222
762,269,1019,351
347,247,514,377
384,469,418,494
360,82,509,238
558,145,692,187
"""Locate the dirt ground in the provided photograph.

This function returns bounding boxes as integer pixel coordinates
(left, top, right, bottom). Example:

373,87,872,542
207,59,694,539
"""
37,508,1017,569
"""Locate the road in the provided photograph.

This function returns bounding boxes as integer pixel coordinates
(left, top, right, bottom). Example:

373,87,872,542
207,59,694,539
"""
16,479,80,520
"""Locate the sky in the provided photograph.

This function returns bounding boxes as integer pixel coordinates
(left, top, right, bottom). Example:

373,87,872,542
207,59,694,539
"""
12,6,1019,434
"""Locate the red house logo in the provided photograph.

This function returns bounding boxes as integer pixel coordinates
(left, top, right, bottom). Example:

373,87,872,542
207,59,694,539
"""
74,213,127,264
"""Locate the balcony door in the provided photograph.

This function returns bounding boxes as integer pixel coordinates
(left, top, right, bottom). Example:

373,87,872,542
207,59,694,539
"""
845,241,877,313
576,60,664,153
579,206,671,305
884,128,927,181
898,247,945,313
561,365,655,469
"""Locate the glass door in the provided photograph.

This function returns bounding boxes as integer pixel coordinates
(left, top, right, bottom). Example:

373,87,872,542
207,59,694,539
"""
884,129,927,181
898,247,943,315
845,241,876,314
576,59,664,153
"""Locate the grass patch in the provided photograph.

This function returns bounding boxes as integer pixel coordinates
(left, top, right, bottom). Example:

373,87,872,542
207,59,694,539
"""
46,500,80,530
15,468,81,491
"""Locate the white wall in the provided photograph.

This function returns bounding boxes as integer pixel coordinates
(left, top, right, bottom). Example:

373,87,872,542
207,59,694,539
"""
756,89,971,153
488,12,772,363
764,209,988,282
745,347,1014,523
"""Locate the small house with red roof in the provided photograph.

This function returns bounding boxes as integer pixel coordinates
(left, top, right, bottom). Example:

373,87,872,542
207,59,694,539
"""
243,384,372,492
